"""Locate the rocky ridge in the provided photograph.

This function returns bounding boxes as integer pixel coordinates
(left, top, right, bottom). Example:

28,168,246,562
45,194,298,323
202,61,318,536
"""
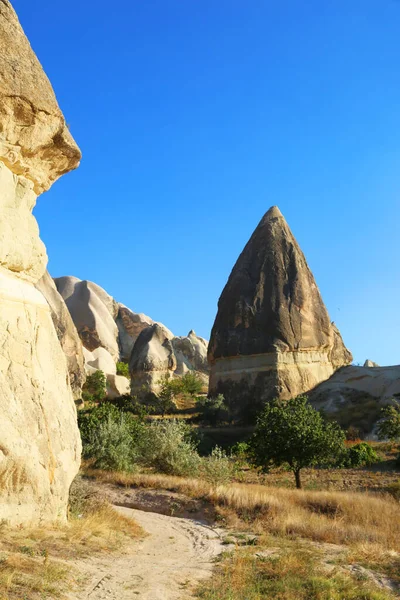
208,206,352,414
54,275,209,395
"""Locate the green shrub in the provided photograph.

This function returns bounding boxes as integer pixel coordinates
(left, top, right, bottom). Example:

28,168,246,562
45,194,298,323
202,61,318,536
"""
78,401,144,458
82,370,107,403
84,412,140,472
116,361,130,378
378,401,400,442
342,442,380,468
138,420,201,476
179,372,204,396
197,394,230,426
201,446,235,485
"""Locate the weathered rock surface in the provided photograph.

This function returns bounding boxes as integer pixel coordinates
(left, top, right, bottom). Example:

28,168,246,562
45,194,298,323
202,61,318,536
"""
0,2,81,524
55,276,120,361
36,271,85,399
0,1,81,194
54,275,209,395
310,364,400,434
208,206,352,414
364,359,379,368
130,326,209,393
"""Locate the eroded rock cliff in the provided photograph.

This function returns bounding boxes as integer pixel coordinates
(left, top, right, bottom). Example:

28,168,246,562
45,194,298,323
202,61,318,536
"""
0,1,81,524
208,206,352,416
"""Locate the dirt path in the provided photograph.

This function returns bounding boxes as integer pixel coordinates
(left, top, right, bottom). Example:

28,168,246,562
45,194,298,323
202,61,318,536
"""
70,507,224,600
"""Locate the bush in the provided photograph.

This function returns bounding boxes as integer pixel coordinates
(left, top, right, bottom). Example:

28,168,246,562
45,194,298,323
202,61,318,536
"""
341,442,380,468
78,401,144,469
69,475,106,517
179,372,204,396
84,412,140,472
378,400,400,441
197,394,230,426
116,361,129,378
201,446,235,485
82,370,107,403
138,420,201,476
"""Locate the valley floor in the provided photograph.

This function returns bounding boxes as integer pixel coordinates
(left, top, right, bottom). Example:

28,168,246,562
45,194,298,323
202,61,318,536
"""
66,507,224,600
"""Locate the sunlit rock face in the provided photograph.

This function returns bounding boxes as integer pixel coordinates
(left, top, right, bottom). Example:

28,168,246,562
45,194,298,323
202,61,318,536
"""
208,206,352,418
0,1,81,524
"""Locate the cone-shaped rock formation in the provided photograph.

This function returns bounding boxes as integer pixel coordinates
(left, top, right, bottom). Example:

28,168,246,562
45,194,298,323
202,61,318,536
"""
208,206,352,415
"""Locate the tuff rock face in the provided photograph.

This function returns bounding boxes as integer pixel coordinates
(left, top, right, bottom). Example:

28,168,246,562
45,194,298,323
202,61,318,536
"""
310,364,400,435
36,271,86,400
208,206,352,414
55,275,209,394
0,2,81,524
129,325,209,393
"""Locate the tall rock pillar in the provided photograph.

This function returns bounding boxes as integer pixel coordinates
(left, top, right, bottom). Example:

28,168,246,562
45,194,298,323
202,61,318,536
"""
208,206,352,417
0,1,82,524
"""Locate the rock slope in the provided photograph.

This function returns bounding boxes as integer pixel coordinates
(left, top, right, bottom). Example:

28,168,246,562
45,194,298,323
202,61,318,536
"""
55,276,209,394
208,206,352,414
0,2,81,524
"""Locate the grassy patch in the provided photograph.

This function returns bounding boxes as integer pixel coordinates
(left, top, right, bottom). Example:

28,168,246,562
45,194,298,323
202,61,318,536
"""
197,543,397,600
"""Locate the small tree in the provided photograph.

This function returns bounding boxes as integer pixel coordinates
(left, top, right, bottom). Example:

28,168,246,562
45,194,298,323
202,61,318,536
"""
377,401,400,442
116,361,130,378
156,375,177,417
250,396,345,489
180,372,204,396
82,370,107,403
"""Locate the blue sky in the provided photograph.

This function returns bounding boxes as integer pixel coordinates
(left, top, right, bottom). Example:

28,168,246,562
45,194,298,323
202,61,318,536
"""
15,0,400,365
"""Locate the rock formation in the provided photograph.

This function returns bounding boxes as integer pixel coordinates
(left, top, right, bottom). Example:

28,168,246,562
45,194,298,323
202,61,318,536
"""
0,2,81,524
36,271,85,399
208,206,352,415
310,364,400,435
55,276,120,361
364,359,379,368
54,275,209,395
130,325,209,394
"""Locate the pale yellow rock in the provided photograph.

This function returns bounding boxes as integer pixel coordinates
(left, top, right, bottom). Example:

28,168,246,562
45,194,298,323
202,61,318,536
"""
0,2,81,525
0,1,81,193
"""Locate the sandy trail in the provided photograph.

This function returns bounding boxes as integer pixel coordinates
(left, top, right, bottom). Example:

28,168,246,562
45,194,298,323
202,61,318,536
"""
70,507,224,600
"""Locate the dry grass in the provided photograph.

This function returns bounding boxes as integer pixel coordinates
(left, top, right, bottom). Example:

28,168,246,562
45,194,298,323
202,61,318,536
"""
0,496,142,600
197,543,397,600
85,469,400,553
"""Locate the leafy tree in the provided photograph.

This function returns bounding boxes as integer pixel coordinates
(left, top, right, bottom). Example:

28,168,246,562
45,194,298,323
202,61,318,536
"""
82,370,107,403
156,375,178,416
179,372,204,396
377,401,400,442
116,361,130,378
249,396,345,489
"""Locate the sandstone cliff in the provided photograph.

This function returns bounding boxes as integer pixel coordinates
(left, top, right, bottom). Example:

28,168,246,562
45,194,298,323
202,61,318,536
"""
55,275,209,395
208,206,352,415
0,2,81,524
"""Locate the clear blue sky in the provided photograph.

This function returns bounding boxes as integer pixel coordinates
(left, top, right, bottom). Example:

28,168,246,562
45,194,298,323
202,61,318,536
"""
14,0,400,366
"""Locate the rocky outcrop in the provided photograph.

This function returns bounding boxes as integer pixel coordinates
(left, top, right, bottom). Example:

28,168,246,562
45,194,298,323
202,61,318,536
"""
208,206,352,415
55,276,120,361
310,364,400,434
364,359,379,368
130,326,209,393
54,275,209,394
0,2,81,195
0,2,81,524
36,271,85,399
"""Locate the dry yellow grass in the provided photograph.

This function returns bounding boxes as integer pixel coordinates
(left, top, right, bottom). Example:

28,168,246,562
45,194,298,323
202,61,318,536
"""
0,502,142,600
85,469,400,552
